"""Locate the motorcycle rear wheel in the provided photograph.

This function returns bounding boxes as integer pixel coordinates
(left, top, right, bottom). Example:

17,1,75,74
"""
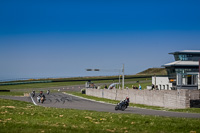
121,105,126,111
115,105,119,110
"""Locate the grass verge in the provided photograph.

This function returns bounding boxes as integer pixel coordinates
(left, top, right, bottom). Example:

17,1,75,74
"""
0,98,200,133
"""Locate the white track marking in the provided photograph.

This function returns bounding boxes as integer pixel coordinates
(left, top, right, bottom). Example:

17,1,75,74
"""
30,93,37,105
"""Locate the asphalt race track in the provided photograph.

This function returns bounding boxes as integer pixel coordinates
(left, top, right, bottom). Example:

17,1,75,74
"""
1,92,200,118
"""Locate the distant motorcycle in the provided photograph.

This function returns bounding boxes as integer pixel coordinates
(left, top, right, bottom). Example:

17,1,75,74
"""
31,91,35,97
115,100,129,111
47,90,50,95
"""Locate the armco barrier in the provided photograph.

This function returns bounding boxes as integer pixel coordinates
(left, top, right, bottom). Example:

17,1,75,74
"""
0,80,52,86
85,88,199,109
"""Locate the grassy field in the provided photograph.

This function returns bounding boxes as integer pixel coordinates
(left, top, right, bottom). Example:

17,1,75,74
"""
0,74,151,83
0,77,151,92
137,68,167,75
0,79,151,98
0,98,200,133
0,81,86,90
124,81,152,89
66,92,200,114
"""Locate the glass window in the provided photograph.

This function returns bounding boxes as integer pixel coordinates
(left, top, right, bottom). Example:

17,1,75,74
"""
174,53,200,61
176,74,198,86
174,55,179,61
178,54,188,61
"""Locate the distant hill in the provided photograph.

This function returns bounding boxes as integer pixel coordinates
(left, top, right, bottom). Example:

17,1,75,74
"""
1,68,166,84
136,68,167,76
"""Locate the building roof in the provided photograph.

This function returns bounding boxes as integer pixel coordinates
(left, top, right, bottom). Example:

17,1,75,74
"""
169,50,200,55
162,61,199,67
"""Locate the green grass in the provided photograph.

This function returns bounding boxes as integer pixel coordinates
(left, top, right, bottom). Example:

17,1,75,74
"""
170,108,200,114
93,78,151,84
0,98,200,133
0,81,86,90
0,79,151,90
66,91,120,104
93,78,151,89
125,81,152,89
137,68,167,75
0,75,151,83
66,91,200,114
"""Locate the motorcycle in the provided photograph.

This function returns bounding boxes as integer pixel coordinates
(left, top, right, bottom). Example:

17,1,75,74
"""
47,90,50,95
31,91,35,97
115,100,128,111
37,96,45,103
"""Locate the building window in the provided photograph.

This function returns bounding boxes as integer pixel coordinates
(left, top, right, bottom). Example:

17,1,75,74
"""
176,74,198,86
174,54,193,61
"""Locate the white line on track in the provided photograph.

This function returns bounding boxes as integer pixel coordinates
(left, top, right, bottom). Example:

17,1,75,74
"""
30,93,37,105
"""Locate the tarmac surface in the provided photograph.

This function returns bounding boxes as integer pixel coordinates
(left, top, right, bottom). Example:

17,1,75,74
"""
1,92,200,119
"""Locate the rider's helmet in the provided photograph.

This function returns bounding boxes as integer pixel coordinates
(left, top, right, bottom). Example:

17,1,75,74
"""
126,97,129,101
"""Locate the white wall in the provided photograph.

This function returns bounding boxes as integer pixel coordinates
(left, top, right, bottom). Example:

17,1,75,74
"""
152,76,173,90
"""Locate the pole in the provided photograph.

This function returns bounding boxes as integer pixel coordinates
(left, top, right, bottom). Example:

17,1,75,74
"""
198,60,200,90
86,65,125,89
154,74,156,90
199,60,200,79
122,64,124,89
119,73,121,89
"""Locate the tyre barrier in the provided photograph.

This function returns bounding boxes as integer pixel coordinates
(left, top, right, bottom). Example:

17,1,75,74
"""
0,90,10,92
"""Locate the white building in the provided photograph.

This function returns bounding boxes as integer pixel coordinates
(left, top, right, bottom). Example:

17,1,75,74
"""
152,76,173,90
153,50,200,90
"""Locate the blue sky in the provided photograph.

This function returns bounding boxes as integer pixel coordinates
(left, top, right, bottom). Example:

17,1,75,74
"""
0,0,200,80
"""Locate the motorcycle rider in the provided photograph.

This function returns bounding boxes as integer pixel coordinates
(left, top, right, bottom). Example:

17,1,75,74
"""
31,90,35,97
37,91,45,103
124,97,130,108
115,97,130,111
47,90,50,95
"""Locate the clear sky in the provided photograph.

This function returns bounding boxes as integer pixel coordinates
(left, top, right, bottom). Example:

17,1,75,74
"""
0,0,200,81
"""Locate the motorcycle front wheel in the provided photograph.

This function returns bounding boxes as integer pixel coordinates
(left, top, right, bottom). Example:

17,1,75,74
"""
41,97,44,103
115,105,119,110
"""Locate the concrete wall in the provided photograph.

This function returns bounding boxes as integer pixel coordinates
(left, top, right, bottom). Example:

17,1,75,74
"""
189,89,200,108
86,88,198,109
198,79,200,90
